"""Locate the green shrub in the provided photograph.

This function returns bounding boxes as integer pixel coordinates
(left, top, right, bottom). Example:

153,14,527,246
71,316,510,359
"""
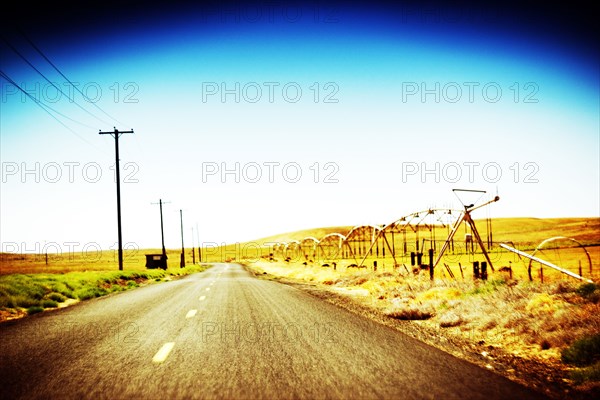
26,306,44,315
47,293,66,302
41,300,58,308
15,296,40,308
108,285,123,293
75,287,107,300
569,361,600,384
0,288,16,308
562,334,600,367
576,282,597,298
0,297,16,309
47,281,75,298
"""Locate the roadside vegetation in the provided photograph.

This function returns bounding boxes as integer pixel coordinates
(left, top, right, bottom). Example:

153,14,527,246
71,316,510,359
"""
562,333,600,384
0,265,210,320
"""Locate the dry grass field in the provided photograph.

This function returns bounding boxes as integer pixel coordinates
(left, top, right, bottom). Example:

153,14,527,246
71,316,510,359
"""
0,248,199,275
2,218,597,280
201,217,600,284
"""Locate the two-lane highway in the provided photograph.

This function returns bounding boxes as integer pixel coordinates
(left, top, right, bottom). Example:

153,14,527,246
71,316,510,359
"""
0,264,547,399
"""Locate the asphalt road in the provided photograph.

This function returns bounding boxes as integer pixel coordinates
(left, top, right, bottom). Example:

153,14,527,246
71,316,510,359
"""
0,263,547,399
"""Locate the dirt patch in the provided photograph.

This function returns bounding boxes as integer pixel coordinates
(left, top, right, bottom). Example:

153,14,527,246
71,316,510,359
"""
0,308,27,322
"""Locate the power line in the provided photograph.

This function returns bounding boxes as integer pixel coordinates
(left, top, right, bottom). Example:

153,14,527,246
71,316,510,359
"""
0,70,96,130
0,69,99,147
20,31,128,128
2,36,112,126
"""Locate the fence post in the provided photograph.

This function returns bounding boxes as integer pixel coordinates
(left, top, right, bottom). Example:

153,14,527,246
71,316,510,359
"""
473,261,480,280
429,248,434,281
481,261,487,280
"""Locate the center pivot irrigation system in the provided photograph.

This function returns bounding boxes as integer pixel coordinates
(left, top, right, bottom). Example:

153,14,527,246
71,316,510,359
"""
274,189,497,269
432,190,499,271
271,189,595,283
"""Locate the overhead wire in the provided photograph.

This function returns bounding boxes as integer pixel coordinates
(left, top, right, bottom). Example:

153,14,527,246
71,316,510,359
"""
19,30,128,128
20,32,145,162
0,69,102,150
5,31,141,160
2,36,113,127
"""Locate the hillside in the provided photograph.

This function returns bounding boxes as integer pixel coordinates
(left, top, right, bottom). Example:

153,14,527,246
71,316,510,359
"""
252,217,599,247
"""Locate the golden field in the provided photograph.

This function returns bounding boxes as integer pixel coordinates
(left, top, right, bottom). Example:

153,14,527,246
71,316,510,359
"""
205,217,600,283
2,217,597,282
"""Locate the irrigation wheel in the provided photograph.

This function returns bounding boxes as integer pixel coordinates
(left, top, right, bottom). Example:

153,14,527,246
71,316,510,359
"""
528,236,593,282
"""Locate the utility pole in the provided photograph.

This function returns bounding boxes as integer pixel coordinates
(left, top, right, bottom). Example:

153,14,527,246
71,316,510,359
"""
196,222,201,263
151,199,170,261
99,127,134,271
179,209,185,268
191,226,196,264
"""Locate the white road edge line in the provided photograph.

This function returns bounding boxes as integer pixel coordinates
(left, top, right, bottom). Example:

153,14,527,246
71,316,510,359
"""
152,342,175,364
186,309,198,319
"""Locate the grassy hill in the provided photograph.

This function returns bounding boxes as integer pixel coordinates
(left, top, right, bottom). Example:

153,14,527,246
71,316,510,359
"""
251,217,599,247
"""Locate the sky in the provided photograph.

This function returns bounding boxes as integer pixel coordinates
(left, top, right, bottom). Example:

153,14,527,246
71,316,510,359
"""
1,0,598,255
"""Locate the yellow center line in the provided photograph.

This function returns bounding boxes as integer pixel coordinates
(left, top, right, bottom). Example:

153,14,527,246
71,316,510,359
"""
152,342,175,364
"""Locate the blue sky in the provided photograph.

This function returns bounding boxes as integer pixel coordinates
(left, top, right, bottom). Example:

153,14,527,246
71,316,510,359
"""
1,1,598,253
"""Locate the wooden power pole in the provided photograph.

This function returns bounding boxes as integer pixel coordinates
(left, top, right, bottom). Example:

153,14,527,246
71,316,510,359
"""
99,127,134,271
179,209,185,268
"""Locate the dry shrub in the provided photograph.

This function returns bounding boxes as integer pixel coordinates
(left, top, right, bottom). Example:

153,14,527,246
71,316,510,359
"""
503,311,528,330
417,287,463,302
439,311,463,328
552,281,576,295
386,304,435,320
481,319,498,330
354,277,368,285
526,293,556,314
